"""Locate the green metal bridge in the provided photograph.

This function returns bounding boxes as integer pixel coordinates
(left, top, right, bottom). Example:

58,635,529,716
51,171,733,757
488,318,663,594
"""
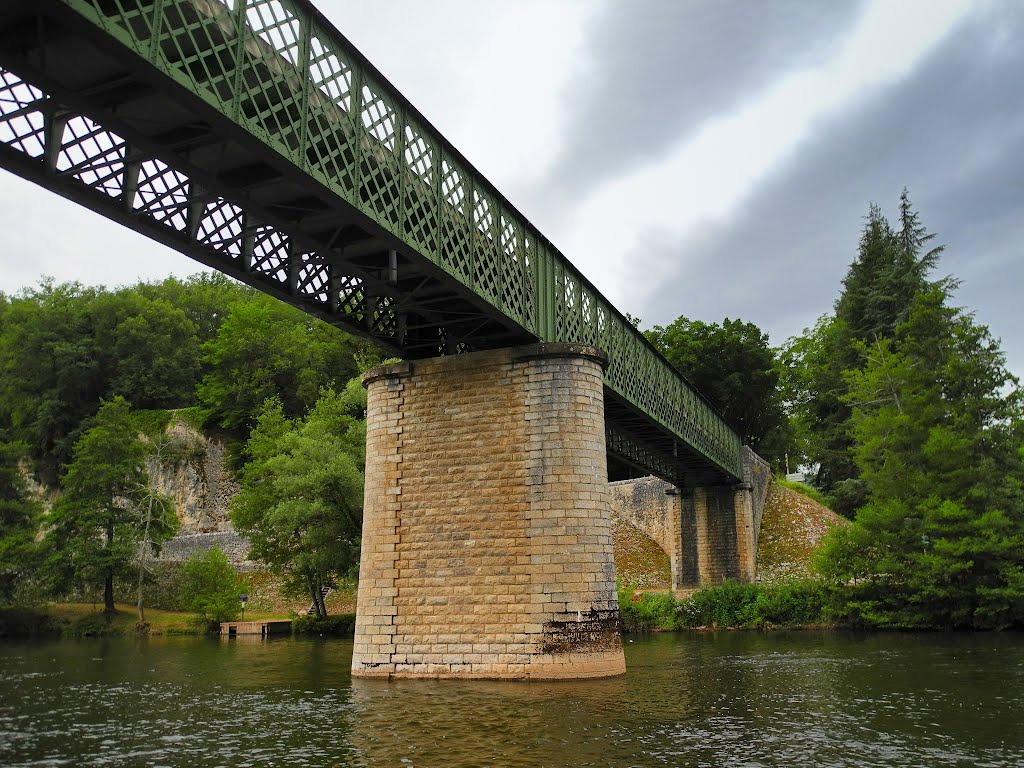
0,0,744,485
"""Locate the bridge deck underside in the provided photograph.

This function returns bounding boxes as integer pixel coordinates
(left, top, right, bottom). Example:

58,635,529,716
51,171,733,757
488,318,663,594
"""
0,0,741,486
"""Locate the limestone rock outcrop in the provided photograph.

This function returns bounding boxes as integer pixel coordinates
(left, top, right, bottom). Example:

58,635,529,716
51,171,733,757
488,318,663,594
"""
147,419,238,534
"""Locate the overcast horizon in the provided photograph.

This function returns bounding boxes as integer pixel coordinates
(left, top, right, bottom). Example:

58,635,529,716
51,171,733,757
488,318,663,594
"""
1,0,1021,376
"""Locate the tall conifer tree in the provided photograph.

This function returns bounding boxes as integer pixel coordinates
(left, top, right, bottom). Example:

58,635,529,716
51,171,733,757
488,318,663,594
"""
816,287,1024,628
788,191,945,515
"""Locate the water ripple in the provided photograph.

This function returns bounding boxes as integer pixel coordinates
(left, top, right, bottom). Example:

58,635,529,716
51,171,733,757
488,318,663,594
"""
0,632,1022,767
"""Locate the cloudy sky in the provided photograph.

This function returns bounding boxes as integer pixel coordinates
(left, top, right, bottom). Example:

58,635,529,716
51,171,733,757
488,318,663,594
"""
1,0,1021,375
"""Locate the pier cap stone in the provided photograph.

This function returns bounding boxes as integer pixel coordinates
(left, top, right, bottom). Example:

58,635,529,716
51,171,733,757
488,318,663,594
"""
361,343,609,389
511,342,608,369
361,360,413,387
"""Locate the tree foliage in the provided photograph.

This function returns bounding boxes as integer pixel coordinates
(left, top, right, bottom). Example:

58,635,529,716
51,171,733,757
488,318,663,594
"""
231,384,366,616
814,277,1024,627
0,275,367,480
197,293,365,434
179,548,244,625
42,398,177,612
1,281,105,481
645,316,791,463
136,272,249,343
1,272,372,611
0,438,40,604
784,191,949,514
0,280,201,480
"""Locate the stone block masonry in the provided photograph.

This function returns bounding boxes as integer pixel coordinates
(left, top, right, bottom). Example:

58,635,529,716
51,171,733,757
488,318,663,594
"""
610,478,755,592
678,485,756,586
609,444,772,593
609,476,681,587
352,343,625,680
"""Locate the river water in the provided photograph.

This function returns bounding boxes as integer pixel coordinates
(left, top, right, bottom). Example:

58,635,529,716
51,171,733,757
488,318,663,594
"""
1,631,1022,767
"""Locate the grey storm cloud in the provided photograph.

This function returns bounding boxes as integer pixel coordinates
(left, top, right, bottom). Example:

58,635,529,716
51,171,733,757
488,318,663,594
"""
538,0,866,210
629,2,1024,375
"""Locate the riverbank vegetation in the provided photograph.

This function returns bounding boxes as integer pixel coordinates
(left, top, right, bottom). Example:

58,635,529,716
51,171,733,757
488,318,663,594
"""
644,191,1024,630
1,190,1022,632
0,276,375,621
620,581,829,633
0,595,358,638
178,549,245,627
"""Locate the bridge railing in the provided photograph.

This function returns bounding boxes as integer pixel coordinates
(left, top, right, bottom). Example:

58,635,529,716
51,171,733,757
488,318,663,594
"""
60,0,743,479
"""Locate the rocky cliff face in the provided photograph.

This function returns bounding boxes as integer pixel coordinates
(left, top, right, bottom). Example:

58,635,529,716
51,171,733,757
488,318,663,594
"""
147,417,252,564
24,416,250,563
147,419,238,535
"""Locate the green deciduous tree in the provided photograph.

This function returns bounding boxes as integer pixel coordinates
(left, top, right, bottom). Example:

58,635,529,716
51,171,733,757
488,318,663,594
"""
231,385,365,616
0,280,104,482
43,398,176,613
92,291,200,410
0,280,202,481
197,294,364,434
645,316,791,463
136,273,250,344
781,315,862,506
1,275,373,484
179,548,244,625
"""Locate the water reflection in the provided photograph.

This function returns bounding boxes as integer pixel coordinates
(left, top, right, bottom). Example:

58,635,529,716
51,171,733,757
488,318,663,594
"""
349,674,632,767
1,632,1023,767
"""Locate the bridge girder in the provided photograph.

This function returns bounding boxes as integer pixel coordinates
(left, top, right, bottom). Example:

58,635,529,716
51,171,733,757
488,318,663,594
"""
0,0,744,485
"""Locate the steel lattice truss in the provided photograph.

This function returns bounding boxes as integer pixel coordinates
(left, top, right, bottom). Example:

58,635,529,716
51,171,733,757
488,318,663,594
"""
0,0,743,484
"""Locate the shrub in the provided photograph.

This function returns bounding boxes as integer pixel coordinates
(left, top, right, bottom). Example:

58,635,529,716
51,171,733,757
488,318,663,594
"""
749,581,828,626
618,587,678,632
178,548,244,625
137,562,186,611
292,613,356,637
621,580,830,632
677,580,761,628
0,608,65,638
65,612,122,637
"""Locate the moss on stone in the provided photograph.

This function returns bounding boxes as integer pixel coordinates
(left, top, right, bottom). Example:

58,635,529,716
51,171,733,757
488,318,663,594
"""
611,514,671,590
756,485,846,583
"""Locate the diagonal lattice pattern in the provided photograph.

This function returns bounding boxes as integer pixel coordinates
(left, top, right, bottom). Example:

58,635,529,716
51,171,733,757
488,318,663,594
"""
0,0,745,481
0,67,367,329
134,158,192,232
0,71,45,158
56,117,127,199
195,199,246,264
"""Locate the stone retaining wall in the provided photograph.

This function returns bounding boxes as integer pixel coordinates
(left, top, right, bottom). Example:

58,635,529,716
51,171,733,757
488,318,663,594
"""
156,531,257,570
609,477,676,557
744,447,772,551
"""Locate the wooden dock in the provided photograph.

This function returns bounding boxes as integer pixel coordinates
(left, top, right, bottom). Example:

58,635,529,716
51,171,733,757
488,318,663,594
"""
219,620,292,638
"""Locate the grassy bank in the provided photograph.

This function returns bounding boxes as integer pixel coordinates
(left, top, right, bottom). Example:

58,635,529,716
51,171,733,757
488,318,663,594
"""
0,604,203,638
0,603,357,638
53,603,287,636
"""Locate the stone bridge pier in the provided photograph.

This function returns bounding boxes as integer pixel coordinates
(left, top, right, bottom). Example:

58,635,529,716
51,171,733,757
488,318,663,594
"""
610,449,772,594
352,343,625,680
